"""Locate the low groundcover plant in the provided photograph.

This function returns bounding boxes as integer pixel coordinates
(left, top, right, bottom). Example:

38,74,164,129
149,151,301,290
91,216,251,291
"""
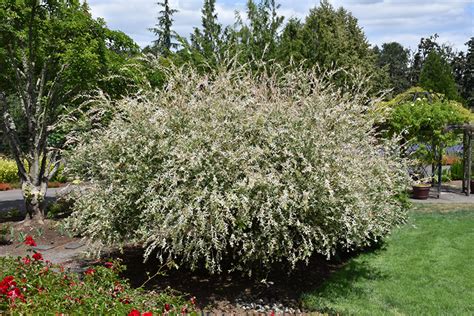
66,60,410,274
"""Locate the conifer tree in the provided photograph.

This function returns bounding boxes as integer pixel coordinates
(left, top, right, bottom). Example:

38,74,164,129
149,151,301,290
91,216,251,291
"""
377,42,410,94
149,0,178,56
191,0,222,63
463,38,474,107
419,51,459,100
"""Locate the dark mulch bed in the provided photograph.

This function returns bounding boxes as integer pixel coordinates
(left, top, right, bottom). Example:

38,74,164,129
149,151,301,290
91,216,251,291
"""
108,245,378,313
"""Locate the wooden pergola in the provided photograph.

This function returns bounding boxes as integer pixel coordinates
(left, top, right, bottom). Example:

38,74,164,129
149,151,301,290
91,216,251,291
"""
439,124,474,197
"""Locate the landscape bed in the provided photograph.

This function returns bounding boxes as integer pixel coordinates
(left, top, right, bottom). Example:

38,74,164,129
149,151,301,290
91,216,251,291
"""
2,205,473,314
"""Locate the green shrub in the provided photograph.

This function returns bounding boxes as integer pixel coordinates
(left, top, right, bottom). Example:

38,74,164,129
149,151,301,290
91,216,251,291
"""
46,198,74,219
381,87,472,170
66,62,410,274
0,158,67,184
0,254,194,314
0,158,19,183
50,164,67,183
450,161,464,180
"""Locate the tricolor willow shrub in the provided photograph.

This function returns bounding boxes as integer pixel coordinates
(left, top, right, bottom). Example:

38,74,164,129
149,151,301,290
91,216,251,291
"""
66,62,410,274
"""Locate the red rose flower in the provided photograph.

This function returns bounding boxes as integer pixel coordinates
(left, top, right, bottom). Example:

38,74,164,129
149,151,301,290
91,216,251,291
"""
164,303,170,311
104,262,113,269
84,268,95,275
0,276,16,295
181,307,187,314
24,235,37,247
22,256,31,265
143,312,153,316
32,252,43,261
190,296,196,305
128,309,140,316
0,276,15,287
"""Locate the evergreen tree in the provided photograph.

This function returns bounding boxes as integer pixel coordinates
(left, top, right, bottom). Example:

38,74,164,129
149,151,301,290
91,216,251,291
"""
201,0,221,54
235,0,284,62
276,18,304,65
409,34,457,85
377,42,410,94
301,0,386,90
419,51,459,100
191,0,222,64
149,0,178,56
462,38,474,107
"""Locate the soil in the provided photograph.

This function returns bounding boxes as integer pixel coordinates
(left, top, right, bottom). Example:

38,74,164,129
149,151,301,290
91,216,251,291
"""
106,246,365,314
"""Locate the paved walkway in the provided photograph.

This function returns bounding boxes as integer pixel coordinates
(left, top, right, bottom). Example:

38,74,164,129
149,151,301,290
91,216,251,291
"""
410,191,474,204
0,188,63,214
410,182,474,204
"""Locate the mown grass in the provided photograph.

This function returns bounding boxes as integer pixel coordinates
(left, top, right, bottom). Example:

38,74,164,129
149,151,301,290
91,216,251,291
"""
301,206,474,315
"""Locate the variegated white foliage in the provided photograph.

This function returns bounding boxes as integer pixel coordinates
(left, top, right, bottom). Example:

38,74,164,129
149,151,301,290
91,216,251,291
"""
66,62,410,274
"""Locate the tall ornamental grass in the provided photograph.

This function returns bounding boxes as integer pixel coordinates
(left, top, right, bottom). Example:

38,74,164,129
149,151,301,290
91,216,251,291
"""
66,62,410,274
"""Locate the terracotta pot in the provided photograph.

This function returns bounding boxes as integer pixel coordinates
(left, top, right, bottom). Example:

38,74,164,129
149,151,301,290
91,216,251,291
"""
412,185,430,200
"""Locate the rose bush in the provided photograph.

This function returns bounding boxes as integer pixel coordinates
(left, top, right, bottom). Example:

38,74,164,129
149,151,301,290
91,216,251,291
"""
0,255,193,315
66,62,410,274
0,236,194,315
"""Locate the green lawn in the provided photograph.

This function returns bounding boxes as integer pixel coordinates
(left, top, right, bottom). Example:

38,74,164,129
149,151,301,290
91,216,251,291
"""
302,207,474,315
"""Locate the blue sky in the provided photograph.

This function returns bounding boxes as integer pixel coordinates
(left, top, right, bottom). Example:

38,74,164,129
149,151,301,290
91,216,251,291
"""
87,0,473,52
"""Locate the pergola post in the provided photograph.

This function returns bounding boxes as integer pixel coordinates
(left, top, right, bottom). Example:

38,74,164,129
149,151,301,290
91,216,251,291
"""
462,130,467,193
437,144,442,199
440,123,473,197
468,131,472,197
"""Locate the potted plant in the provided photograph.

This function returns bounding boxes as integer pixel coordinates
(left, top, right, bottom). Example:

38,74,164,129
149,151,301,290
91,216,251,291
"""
412,178,432,200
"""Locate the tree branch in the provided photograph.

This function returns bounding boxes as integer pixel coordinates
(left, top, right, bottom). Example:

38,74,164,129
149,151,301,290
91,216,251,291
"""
0,92,29,181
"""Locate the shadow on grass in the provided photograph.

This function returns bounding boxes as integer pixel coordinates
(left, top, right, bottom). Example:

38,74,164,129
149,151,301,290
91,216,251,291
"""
107,241,387,310
302,258,389,313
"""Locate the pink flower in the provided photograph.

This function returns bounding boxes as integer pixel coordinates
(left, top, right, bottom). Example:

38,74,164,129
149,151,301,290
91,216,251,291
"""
190,296,196,305
22,256,31,265
128,309,141,316
32,252,43,261
7,288,25,302
24,235,37,247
